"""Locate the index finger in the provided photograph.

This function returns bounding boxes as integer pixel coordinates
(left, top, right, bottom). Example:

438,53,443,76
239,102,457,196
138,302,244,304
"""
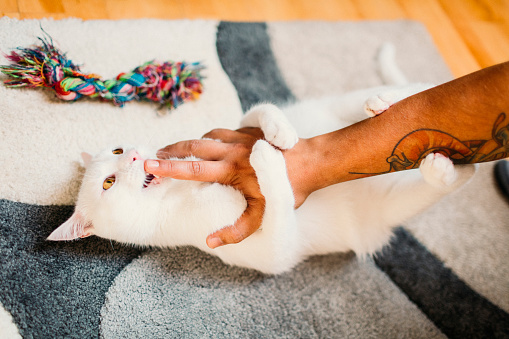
144,159,227,182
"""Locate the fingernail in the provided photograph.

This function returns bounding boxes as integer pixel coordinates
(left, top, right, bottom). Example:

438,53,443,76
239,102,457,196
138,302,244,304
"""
145,160,159,169
207,236,223,249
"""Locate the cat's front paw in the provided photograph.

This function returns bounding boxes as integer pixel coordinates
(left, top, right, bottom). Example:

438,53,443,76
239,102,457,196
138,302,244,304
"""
363,92,400,117
364,84,435,117
250,140,295,203
259,105,299,150
364,95,394,117
242,104,299,150
419,153,457,188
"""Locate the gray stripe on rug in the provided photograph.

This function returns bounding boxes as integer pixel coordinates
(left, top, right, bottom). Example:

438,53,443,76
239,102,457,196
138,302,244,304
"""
375,227,509,338
216,21,295,112
0,199,143,338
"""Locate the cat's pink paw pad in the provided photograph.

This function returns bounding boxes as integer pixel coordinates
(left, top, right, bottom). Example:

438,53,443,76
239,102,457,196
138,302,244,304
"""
419,153,457,187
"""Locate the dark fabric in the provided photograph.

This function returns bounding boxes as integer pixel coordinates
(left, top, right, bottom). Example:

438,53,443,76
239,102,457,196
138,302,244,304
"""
374,227,509,339
495,160,509,201
216,21,295,112
0,199,143,338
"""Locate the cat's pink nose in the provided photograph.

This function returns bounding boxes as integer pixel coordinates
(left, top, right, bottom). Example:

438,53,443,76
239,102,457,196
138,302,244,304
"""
127,150,142,162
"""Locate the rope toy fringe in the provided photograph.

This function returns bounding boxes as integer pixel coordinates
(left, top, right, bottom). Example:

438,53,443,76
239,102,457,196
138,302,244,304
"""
0,33,204,110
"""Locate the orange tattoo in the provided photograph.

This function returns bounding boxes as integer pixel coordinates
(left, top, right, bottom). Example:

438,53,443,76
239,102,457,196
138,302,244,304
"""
352,112,509,175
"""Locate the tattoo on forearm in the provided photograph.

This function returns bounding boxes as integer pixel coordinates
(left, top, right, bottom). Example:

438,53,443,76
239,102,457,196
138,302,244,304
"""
351,112,509,176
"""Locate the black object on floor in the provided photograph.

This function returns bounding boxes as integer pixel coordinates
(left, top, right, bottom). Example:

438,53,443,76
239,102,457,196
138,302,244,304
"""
494,160,509,200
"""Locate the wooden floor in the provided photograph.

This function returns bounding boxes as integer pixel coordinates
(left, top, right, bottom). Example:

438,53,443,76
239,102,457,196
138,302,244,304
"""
1,0,509,78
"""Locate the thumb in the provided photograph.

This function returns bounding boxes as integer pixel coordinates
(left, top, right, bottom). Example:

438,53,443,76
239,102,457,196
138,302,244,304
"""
206,198,265,248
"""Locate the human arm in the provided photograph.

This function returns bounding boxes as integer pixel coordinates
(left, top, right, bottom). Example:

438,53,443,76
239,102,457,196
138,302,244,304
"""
285,61,509,200
145,61,509,248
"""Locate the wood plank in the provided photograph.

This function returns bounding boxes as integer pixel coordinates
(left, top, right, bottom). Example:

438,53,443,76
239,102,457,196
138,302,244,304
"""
204,0,250,21
19,12,68,19
293,0,361,21
243,0,301,21
179,0,221,20
354,0,406,19
438,0,509,68
466,21,509,67
483,0,509,41
61,0,108,20
105,0,185,20
18,0,64,14
396,0,481,77
0,0,18,14
1,12,20,18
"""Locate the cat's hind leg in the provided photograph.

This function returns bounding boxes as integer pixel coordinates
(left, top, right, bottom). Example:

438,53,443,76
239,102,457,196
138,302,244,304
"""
351,153,476,254
363,83,435,117
419,153,477,190
241,103,299,150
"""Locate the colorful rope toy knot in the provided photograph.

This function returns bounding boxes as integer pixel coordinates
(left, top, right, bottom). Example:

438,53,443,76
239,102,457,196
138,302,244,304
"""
0,33,204,110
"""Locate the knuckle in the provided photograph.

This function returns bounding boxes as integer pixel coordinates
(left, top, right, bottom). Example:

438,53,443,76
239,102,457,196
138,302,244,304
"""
189,161,202,176
231,142,250,155
228,228,246,244
161,160,175,174
203,128,226,139
188,140,201,154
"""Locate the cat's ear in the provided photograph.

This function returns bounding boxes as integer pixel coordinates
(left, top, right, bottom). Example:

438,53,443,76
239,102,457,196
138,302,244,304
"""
47,210,93,241
81,152,93,168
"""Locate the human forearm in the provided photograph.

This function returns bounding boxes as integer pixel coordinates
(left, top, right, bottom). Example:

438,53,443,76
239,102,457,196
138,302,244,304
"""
285,61,509,204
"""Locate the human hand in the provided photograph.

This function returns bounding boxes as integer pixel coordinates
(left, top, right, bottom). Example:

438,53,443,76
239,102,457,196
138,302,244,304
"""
144,128,268,249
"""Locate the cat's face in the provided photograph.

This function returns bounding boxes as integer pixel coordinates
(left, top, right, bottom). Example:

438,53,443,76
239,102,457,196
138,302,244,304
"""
80,145,157,205
47,145,165,242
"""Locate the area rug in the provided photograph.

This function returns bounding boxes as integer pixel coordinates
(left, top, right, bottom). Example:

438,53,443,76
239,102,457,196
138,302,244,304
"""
1,17,508,338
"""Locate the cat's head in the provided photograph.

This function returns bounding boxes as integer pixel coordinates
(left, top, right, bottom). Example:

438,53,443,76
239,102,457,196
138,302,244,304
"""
47,145,164,242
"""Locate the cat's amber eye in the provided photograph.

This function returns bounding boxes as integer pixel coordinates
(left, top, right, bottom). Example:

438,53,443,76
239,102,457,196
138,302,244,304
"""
112,148,123,155
103,176,116,190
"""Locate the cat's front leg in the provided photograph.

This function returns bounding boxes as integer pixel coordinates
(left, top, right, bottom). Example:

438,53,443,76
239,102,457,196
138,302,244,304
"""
240,103,299,150
240,140,300,274
364,83,434,117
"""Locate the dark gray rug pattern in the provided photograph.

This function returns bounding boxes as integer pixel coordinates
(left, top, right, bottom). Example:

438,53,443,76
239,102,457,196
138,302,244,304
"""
216,22,295,112
0,199,143,338
374,227,509,338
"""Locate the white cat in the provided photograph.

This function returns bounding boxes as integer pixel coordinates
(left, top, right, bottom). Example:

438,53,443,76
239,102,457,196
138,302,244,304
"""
47,82,477,274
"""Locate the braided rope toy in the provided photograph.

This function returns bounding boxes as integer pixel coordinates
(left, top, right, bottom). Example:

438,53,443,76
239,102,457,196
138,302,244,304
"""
0,34,204,109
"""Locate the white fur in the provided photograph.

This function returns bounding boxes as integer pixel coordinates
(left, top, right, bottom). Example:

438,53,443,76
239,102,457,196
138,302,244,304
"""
47,85,477,274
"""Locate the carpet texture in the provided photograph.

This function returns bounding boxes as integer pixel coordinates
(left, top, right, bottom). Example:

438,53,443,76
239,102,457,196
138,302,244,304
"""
1,17,508,338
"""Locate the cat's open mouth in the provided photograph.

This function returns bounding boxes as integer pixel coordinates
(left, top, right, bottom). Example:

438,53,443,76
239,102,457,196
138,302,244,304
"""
143,173,161,188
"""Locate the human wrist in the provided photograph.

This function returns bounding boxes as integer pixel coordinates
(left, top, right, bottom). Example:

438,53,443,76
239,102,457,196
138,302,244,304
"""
283,134,350,207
